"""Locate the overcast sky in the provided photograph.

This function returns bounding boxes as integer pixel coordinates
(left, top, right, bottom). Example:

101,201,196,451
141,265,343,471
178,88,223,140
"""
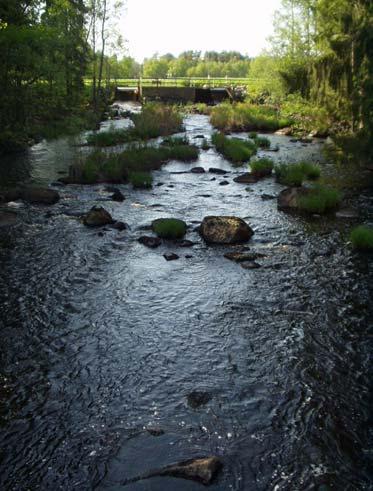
122,0,282,61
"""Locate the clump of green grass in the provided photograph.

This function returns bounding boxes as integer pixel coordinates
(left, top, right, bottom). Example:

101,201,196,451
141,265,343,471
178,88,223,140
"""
275,163,305,186
129,171,153,189
212,132,257,164
211,102,291,132
275,162,321,186
201,138,211,150
299,161,321,180
168,144,199,162
250,158,274,177
249,131,258,139
298,185,341,214
87,104,184,147
161,136,189,147
152,218,187,239
254,136,271,148
350,226,373,251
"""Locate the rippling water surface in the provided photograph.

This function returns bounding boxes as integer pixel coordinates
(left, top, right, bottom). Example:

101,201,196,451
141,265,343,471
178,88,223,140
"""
0,106,372,490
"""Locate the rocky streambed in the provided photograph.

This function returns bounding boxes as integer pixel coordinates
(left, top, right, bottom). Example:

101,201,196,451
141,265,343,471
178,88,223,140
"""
0,106,372,490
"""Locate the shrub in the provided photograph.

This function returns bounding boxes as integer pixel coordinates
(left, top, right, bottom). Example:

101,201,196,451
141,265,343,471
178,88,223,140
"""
254,136,271,148
152,218,187,239
212,132,257,164
350,226,373,251
168,144,199,162
299,162,321,180
201,138,211,150
250,158,274,176
298,185,341,214
275,163,305,186
87,128,131,147
129,171,153,188
249,131,258,139
132,103,183,139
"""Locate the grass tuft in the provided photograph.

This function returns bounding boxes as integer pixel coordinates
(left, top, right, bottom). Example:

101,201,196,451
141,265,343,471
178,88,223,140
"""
212,132,257,164
350,226,373,251
275,162,321,186
152,218,187,239
129,171,153,188
254,136,271,148
250,158,274,176
298,185,341,214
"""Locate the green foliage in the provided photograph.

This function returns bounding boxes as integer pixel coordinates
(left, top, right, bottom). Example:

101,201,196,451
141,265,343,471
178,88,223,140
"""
87,128,131,147
211,102,291,132
350,226,373,251
167,144,199,162
129,171,153,188
298,185,341,214
152,218,187,239
250,158,274,175
249,132,258,139
201,138,211,150
131,103,183,139
161,136,189,146
281,94,331,135
212,132,257,164
299,161,321,180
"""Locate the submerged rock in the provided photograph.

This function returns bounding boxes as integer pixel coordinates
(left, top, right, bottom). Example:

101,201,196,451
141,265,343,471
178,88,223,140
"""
138,236,161,248
219,180,229,186
112,221,127,231
336,208,359,219
146,427,165,436
191,167,205,174
224,251,264,262
200,216,254,244
1,187,60,205
233,173,258,184
241,261,261,270
177,239,195,247
187,391,212,408
83,206,114,227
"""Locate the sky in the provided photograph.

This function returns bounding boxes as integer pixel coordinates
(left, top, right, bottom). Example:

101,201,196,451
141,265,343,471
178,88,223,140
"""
122,0,282,61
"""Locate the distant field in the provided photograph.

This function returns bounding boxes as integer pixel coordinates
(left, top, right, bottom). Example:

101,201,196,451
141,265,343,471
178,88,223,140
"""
84,77,270,91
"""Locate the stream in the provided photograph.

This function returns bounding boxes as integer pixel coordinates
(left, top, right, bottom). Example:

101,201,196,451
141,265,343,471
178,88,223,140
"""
0,105,372,490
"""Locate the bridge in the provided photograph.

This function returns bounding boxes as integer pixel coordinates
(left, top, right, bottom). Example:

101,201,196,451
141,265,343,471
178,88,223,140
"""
112,77,264,103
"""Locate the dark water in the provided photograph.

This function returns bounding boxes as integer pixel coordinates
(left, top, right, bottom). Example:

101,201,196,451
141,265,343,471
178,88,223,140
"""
0,107,372,490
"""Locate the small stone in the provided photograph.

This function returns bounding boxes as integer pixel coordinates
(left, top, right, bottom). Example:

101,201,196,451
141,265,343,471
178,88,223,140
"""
190,167,205,174
163,253,179,261
177,240,195,247
83,206,114,227
233,173,258,184
155,456,223,485
112,221,127,231
194,134,205,139
146,427,165,437
219,180,229,186
261,194,276,200
111,189,125,201
209,167,228,174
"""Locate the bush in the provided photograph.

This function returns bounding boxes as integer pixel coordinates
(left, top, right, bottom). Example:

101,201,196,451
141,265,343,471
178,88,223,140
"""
152,218,187,239
87,128,131,147
298,185,341,214
249,131,258,139
132,103,183,139
211,102,291,132
350,226,373,251
275,163,305,186
212,132,257,164
168,144,199,162
250,158,274,176
129,171,153,188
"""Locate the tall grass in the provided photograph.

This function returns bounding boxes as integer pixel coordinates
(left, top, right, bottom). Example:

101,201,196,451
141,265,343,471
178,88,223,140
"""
298,185,341,214
87,103,184,146
350,226,373,251
275,162,321,186
212,132,257,164
250,158,274,177
210,102,291,132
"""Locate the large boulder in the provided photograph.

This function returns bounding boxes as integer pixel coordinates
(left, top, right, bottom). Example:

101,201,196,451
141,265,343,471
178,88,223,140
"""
21,187,60,204
200,216,254,244
83,206,114,227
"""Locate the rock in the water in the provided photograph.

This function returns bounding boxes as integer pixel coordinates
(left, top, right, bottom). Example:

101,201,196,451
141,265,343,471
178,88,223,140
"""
190,167,205,174
112,221,127,230
277,187,308,211
275,127,293,136
224,252,264,262
0,211,18,228
241,261,261,269
156,456,223,485
187,390,212,408
83,206,114,227
365,164,373,172
219,180,229,186
22,187,60,205
138,236,162,248
194,134,205,139
233,173,258,184
146,427,165,436
200,216,254,244
163,253,179,261
177,239,195,247
111,189,125,201
209,167,228,175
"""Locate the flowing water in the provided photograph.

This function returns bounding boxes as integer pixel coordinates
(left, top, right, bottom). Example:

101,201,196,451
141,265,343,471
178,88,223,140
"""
0,106,372,490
